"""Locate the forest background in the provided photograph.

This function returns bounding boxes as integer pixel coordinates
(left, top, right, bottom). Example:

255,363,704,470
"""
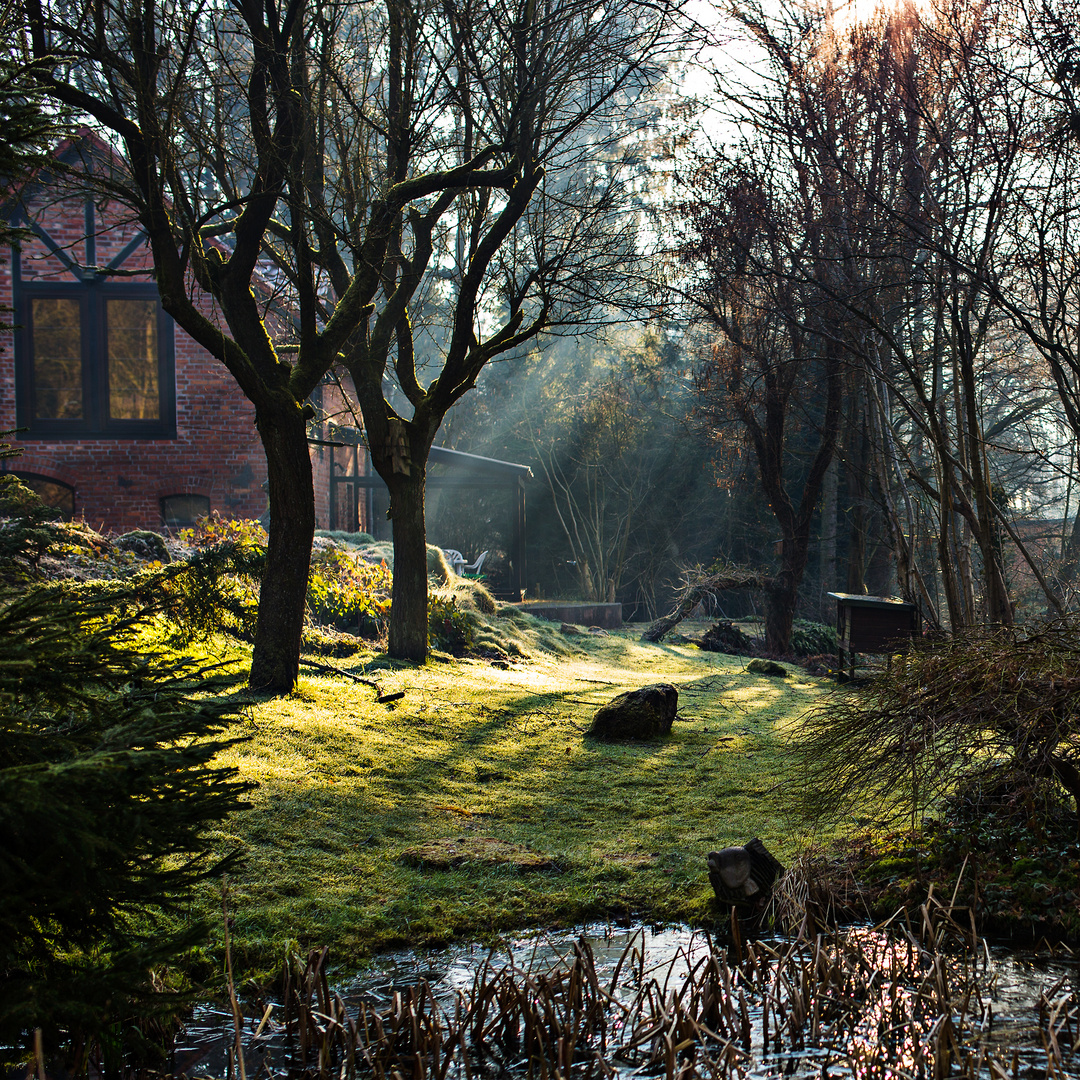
15,0,1080,670
427,0,1080,655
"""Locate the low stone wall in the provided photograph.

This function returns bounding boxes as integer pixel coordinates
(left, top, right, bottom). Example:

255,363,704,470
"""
514,601,623,629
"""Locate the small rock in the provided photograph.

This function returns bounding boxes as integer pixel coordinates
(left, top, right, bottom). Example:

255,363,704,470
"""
115,530,172,562
588,683,678,741
747,658,788,677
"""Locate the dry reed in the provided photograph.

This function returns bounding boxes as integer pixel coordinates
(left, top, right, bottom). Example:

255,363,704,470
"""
235,895,1079,1080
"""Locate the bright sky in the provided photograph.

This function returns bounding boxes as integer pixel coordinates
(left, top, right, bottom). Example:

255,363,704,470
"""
679,0,936,144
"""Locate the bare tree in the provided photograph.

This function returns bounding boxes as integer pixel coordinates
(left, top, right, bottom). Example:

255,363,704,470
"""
678,90,850,652
523,331,673,605
435,323,722,618
683,0,1070,636
23,0,685,686
829,0,1073,624
951,0,1080,604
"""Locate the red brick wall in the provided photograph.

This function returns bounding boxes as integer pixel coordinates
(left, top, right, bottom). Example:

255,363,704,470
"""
1,182,274,533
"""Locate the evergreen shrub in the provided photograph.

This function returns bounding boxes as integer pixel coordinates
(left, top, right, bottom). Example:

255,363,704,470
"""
789,619,837,656
175,518,394,640
0,474,58,573
0,587,251,1071
159,544,264,640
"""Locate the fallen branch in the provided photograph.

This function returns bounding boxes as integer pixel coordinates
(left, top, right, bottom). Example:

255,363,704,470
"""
299,658,380,688
642,567,773,643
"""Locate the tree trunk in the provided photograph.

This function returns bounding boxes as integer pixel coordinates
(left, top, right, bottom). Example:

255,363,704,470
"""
845,406,870,594
249,408,315,692
766,513,815,653
1056,503,1080,603
641,568,774,642
1053,442,1080,609
818,456,838,618
387,467,429,662
1050,756,1080,840
937,462,967,631
764,570,797,655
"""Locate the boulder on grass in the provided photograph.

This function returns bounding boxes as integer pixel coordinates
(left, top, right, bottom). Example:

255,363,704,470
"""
588,683,678,741
747,658,788,678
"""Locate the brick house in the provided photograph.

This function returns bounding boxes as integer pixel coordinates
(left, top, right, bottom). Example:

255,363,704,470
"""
0,134,270,532
1,133,523,586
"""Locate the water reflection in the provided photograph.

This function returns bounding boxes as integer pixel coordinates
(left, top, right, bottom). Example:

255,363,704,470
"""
174,924,1080,1079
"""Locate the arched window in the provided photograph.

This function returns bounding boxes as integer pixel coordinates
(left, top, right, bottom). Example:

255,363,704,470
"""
11,472,76,521
161,494,210,529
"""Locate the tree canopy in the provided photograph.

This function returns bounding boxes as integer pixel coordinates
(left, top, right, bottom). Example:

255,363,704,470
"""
21,0,687,687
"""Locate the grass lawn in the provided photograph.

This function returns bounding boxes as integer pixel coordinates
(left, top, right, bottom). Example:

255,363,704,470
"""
195,618,846,979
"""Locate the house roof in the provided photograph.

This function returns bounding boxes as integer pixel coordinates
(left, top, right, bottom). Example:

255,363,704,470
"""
3,129,299,331
1,127,126,227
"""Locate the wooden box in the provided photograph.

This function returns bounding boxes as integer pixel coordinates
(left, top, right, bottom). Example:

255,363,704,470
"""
827,592,919,678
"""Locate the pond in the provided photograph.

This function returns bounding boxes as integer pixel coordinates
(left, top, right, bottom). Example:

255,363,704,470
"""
173,919,1080,1080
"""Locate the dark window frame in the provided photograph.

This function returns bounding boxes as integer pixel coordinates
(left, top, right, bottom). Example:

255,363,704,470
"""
15,279,177,440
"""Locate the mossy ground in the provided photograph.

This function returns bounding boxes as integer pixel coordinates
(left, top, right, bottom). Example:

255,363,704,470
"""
838,809,1080,943
191,619,846,981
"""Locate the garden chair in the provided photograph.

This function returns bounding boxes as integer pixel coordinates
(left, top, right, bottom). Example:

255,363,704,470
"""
463,550,488,577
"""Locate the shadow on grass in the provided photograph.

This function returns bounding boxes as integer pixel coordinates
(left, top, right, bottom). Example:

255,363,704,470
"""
214,655,830,967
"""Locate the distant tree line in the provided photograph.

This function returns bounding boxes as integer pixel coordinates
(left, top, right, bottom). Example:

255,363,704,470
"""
437,0,1080,651
675,0,1080,650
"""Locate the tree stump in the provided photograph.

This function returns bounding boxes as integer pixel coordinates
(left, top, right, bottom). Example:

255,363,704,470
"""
707,838,785,938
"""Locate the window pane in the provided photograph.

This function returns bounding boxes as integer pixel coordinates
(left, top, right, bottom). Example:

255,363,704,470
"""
16,474,75,521
32,298,83,419
108,298,159,420
161,494,209,528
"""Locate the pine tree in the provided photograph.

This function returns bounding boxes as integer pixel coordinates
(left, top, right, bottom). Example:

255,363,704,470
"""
0,582,251,1070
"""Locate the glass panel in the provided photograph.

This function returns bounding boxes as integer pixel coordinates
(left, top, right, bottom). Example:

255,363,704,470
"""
107,298,159,420
16,474,75,521
161,494,209,528
31,297,83,419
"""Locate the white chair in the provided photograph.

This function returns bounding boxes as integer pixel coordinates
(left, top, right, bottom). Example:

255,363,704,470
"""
442,548,465,575
462,550,488,576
